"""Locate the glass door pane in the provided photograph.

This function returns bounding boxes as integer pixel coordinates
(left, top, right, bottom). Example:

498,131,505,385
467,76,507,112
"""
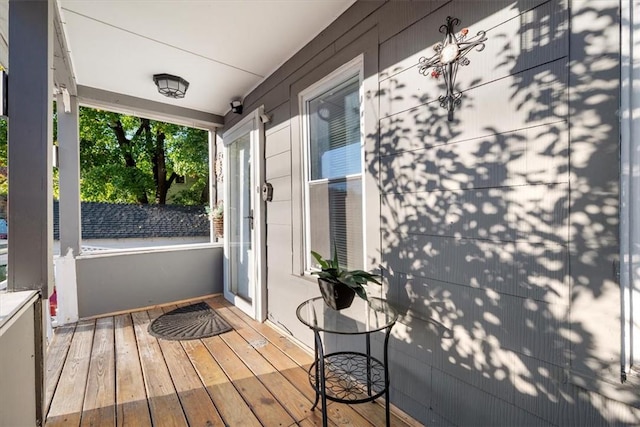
228,132,252,301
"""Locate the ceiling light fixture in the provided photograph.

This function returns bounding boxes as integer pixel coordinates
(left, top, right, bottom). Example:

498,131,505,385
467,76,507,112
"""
153,73,189,99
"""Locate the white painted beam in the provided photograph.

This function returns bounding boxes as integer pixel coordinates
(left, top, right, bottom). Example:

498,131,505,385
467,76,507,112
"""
77,85,224,130
53,2,77,96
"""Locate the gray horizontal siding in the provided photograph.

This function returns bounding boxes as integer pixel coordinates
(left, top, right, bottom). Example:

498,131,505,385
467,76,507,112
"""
227,0,636,424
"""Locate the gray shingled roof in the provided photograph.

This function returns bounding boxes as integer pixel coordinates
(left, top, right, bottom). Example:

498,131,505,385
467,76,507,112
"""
53,201,209,240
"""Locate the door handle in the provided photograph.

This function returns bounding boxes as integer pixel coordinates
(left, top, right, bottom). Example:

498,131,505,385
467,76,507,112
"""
244,209,254,230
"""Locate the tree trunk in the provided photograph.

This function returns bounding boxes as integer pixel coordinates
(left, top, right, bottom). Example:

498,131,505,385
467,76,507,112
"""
111,118,148,204
152,129,176,204
199,175,209,205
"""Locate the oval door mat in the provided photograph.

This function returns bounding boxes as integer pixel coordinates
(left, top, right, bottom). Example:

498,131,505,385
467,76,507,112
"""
148,302,232,340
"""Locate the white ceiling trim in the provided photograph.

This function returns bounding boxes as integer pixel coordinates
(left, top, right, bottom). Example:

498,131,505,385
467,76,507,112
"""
61,7,265,79
56,0,356,116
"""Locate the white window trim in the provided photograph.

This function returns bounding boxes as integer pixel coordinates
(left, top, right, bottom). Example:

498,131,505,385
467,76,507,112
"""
620,0,640,385
298,55,365,273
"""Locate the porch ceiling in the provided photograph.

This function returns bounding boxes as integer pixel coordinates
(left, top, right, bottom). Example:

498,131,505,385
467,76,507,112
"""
53,0,355,118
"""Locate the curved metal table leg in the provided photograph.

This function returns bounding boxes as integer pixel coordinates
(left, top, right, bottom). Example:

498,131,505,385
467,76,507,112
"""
384,325,392,427
311,329,328,427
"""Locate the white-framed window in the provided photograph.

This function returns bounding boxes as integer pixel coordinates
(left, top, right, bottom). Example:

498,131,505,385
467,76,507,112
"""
300,57,364,271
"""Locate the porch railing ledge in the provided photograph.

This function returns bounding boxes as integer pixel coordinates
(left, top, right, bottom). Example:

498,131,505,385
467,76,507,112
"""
72,242,223,259
0,290,39,335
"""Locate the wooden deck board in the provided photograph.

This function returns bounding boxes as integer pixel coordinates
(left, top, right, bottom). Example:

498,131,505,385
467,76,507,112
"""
224,302,315,366
156,306,225,427
46,320,95,427
212,303,317,402
114,314,152,427
220,330,315,422
81,317,116,427
131,310,188,426
181,338,262,427
213,300,381,426
45,295,420,427
202,334,295,426
45,323,76,415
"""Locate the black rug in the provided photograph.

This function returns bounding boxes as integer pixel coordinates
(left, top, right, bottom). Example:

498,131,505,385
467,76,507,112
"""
148,302,232,340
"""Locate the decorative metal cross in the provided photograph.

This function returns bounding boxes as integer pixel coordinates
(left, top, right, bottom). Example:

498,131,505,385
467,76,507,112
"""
418,16,487,121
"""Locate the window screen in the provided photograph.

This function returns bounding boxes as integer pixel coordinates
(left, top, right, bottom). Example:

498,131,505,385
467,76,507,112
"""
305,75,363,270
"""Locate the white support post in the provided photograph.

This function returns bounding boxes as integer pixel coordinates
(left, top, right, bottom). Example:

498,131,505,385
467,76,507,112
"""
57,92,81,256
54,91,80,324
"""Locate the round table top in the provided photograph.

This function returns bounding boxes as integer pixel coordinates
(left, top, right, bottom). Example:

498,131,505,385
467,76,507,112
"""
296,296,397,334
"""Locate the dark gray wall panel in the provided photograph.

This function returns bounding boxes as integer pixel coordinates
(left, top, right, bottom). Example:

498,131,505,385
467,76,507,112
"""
431,368,552,426
379,0,561,80
379,124,569,196
265,123,291,158
268,175,292,203
224,0,632,423
380,58,568,134
382,183,569,245
266,151,291,180
76,246,223,317
384,234,568,304
242,1,384,114
265,275,317,343
266,223,292,272
266,201,292,226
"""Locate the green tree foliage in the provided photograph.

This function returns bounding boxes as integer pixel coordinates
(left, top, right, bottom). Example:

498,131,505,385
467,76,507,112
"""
79,107,208,205
0,112,55,199
0,118,6,196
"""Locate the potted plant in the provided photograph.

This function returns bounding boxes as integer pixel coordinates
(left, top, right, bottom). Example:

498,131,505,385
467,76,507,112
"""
310,249,381,310
207,200,224,238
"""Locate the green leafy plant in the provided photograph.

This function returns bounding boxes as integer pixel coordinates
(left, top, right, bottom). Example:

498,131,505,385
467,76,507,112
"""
206,200,224,220
310,249,381,301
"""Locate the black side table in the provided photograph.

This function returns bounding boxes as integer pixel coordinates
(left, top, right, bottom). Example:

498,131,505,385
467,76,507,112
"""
296,296,397,427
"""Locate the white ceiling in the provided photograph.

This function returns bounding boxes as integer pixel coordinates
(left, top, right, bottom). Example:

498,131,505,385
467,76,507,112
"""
57,0,355,116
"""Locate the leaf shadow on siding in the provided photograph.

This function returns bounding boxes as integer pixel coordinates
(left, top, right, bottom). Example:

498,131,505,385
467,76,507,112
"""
367,2,635,425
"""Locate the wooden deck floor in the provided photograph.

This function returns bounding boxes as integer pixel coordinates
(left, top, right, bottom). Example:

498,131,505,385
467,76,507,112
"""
45,296,418,427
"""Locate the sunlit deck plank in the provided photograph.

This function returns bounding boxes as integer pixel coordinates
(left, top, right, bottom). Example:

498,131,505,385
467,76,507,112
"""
181,338,262,427
213,300,378,426
295,417,340,427
155,307,225,426
220,330,315,422
224,303,315,366
210,302,316,401
46,295,422,427
131,310,187,426
46,319,95,427
202,334,295,426
219,299,416,427
114,314,152,427
45,323,76,415
81,317,116,427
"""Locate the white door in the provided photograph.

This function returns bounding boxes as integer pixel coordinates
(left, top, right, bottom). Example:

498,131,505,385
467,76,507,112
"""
223,108,266,321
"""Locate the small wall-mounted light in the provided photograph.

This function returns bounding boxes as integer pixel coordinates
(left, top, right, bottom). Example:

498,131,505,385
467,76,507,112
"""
230,100,243,115
153,73,189,99
259,112,271,124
